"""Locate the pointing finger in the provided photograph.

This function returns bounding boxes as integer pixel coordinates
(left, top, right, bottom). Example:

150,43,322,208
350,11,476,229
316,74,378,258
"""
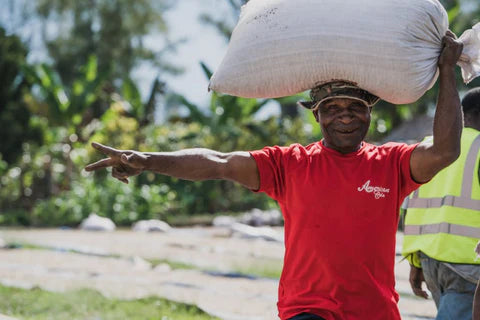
92,142,121,157
85,158,113,171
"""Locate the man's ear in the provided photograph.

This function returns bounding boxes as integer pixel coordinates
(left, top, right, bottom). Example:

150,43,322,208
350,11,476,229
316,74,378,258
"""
313,109,320,123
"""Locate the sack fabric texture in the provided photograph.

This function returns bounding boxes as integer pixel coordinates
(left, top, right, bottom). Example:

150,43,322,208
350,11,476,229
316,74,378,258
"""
209,0,480,104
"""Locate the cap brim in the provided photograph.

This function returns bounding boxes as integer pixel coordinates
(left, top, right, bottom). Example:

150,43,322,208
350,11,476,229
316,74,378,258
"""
298,96,374,111
297,101,318,110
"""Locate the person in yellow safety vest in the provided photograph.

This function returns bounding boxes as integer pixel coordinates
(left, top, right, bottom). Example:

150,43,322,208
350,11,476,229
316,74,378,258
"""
402,87,480,320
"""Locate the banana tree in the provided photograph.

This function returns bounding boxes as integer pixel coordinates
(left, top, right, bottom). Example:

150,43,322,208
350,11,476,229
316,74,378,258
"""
121,76,165,127
167,62,278,147
23,55,107,130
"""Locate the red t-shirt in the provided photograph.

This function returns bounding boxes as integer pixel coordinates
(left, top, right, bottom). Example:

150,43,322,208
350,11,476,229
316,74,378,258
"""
250,141,420,320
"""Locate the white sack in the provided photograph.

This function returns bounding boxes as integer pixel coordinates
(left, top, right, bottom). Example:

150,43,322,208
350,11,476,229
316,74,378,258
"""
209,0,480,105
458,23,480,83
79,213,116,231
132,219,171,232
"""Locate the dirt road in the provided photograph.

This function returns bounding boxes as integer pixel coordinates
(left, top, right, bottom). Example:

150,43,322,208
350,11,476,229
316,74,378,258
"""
0,228,436,320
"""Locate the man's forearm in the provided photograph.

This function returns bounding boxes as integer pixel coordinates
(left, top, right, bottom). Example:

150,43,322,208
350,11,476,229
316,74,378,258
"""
432,66,462,162
143,148,228,181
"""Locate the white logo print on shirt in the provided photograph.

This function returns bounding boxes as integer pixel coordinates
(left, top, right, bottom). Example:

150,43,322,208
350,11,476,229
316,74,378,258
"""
357,180,390,199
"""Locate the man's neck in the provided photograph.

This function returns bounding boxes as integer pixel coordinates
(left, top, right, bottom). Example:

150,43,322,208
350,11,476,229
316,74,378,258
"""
321,140,364,154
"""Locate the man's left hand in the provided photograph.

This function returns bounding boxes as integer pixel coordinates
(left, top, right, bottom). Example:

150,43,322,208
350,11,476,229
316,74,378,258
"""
438,30,463,69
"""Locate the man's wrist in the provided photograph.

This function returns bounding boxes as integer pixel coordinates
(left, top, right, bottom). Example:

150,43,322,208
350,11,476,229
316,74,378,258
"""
438,64,456,74
142,153,153,171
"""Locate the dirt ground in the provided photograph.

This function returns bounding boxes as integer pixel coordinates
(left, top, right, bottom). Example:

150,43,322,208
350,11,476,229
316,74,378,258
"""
0,228,437,320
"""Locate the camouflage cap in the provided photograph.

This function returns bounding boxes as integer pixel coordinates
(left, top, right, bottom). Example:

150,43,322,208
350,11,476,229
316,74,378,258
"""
298,81,380,110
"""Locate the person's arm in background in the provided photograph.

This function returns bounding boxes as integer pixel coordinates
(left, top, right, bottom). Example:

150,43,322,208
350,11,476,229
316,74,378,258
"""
409,264,429,299
474,279,480,320
475,241,480,320
84,142,260,190
410,31,464,183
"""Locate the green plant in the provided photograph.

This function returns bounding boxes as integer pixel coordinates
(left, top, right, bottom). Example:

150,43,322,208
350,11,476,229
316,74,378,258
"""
31,176,176,227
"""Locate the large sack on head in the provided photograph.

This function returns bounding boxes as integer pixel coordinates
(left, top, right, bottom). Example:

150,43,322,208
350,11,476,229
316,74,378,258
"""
209,0,480,105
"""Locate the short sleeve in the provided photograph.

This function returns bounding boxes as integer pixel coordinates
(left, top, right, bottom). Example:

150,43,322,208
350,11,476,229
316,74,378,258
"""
397,143,423,199
249,146,288,201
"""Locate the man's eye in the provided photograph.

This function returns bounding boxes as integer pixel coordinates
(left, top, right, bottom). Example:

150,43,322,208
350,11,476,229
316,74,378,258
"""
326,106,338,112
350,105,366,112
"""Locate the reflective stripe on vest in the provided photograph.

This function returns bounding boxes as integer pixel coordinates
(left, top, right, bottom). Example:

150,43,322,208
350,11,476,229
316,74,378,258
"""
404,222,480,238
407,196,480,211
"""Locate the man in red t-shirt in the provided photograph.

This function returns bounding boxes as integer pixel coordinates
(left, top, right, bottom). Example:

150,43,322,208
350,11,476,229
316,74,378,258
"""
85,32,463,319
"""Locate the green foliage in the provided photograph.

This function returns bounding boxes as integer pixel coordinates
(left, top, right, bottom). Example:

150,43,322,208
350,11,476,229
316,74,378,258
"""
0,285,218,320
121,77,165,126
31,176,176,227
0,27,43,164
232,258,283,279
0,125,75,224
23,56,108,128
169,63,271,132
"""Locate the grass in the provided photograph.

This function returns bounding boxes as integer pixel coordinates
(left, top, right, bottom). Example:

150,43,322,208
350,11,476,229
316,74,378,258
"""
0,284,219,320
232,258,283,279
148,258,197,270
149,257,283,279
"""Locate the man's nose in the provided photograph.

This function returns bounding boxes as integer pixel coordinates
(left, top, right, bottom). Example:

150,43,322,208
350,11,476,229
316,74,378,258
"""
338,111,354,123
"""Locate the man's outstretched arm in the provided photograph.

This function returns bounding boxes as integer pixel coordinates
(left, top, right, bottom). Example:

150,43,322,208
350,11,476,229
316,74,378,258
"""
410,31,464,183
84,142,260,190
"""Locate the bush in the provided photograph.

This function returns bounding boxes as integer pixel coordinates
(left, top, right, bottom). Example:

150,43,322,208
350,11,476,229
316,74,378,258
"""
31,176,176,227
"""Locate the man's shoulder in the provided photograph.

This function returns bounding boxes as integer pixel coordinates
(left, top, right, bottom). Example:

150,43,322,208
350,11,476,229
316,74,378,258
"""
253,142,321,160
268,141,321,153
363,141,417,158
285,142,322,159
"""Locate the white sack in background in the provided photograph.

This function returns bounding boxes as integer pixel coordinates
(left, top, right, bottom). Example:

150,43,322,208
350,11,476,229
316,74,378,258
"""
132,219,171,232
209,0,480,105
79,213,116,231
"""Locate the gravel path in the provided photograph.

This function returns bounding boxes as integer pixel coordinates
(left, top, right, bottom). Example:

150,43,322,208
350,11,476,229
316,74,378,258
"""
0,228,436,320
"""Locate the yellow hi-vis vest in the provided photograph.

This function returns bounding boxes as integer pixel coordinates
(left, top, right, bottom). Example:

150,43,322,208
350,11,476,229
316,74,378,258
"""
402,127,480,268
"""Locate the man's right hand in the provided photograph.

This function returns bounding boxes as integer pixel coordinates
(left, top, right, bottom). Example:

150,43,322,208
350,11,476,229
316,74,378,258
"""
84,142,149,184
409,265,429,299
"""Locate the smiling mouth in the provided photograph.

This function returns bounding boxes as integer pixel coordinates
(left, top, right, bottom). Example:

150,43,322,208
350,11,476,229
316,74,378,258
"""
337,129,357,134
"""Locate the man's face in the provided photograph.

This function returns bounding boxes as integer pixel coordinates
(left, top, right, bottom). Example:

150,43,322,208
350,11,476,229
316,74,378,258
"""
314,98,371,154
